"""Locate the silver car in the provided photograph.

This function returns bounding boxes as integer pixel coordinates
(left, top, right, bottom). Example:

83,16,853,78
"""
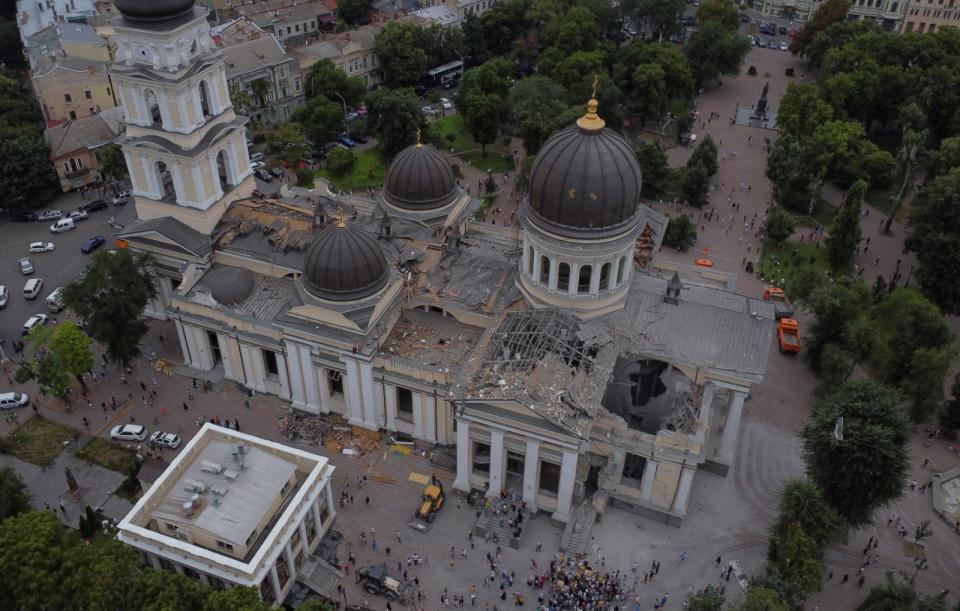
29,241,55,253
111,424,147,442
18,258,34,275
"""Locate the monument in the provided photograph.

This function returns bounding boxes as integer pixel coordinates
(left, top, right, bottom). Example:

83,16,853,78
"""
734,80,778,129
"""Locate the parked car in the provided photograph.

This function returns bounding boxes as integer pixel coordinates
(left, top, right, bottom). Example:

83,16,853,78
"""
251,160,265,170
69,208,89,222
81,235,106,253
422,106,438,116
779,40,789,51
0,285,7,308
22,313,48,335
12,212,37,222
441,79,458,90
150,431,181,449
250,152,265,163
18,258,34,275
50,218,75,233
37,209,63,221
111,424,147,442
112,191,132,206
269,167,285,179
779,25,787,35
0,392,30,409
336,134,357,148
29,242,55,254
82,199,109,212
440,97,452,110
254,168,273,182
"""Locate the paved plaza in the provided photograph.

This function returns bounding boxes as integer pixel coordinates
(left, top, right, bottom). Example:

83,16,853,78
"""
1,46,959,610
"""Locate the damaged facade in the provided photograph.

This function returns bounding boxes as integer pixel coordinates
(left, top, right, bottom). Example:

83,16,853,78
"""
112,0,775,539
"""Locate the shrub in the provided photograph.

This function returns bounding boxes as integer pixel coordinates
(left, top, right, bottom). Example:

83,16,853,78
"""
427,91,440,103
450,163,463,179
663,215,697,250
252,133,266,144
502,137,511,146
748,66,758,76
325,147,356,176
295,168,314,186
785,67,795,77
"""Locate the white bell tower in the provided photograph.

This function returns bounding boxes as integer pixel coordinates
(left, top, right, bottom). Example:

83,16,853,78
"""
110,0,254,235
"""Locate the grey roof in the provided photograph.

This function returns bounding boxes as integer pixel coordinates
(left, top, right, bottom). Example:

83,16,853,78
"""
150,440,298,548
222,34,291,79
385,144,459,211
44,111,123,159
527,124,642,239
117,216,212,257
241,0,332,26
56,22,106,44
26,23,107,67
188,266,296,321
32,56,109,79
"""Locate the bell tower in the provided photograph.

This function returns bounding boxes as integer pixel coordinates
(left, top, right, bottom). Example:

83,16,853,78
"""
110,0,254,234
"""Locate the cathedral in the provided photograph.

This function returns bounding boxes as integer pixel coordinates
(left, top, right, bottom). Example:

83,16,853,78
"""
111,0,775,535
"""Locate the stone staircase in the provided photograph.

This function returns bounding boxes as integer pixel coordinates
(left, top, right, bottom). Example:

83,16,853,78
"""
298,554,344,598
559,500,597,555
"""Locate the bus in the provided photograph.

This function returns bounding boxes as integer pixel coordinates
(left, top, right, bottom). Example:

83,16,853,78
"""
427,60,464,88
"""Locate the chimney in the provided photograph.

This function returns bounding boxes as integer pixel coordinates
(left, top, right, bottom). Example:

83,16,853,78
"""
663,271,682,305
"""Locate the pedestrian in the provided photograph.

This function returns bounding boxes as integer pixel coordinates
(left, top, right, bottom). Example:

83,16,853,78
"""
59,498,66,513
183,402,189,411
680,551,687,562
234,419,239,431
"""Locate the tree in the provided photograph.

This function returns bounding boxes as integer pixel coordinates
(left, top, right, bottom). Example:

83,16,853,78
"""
375,22,429,87
295,96,347,147
336,0,368,25
264,122,312,164
298,601,335,611
826,179,866,273
858,571,950,611
738,586,790,611
771,479,842,549
884,117,927,234
0,466,31,522
688,134,719,178
0,511,81,609
688,588,725,611
905,168,960,314
229,81,251,115
64,536,142,610
636,140,669,197
792,0,852,55
614,42,693,123
696,0,740,31
663,215,696,250
766,135,814,212
684,21,751,87
543,6,598,54
769,523,824,596
941,374,960,436
623,0,685,39
0,132,60,215
62,250,158,366
325,146,356,176
98,143,128,184
682,161,710,206
16,323,94,397
304,59,367,108
201,586,271,611
627,63,667,123
927,136,960,180
776,83,834,141
131,568,210,611
463,93,501,153
508,76,571,154
365,88,424,159
804,279,873,372
764,207,796,245
802,379,910,527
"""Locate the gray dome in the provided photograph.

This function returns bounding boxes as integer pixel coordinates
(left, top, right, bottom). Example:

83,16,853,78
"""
384,144,458,210
303,224,389,301
204,267,254,306
114,0,196,22
527,113,641,238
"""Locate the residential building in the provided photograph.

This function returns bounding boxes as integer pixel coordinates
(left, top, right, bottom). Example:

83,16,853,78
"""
31,56,117,127
902,0,960,32
117,424,336,607
293,24,382,89
420,0,498,20
758,0,824,20
217,26,305,124
44,105,124,191
847,0,908,30
411,3,461,27
234,0,333,48
25,22,111,69
15,0,97,44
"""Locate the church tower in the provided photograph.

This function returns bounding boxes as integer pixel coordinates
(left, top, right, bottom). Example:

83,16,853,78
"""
110,0,254,234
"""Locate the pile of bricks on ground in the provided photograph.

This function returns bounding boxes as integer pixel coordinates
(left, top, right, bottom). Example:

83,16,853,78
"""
277,412,381,455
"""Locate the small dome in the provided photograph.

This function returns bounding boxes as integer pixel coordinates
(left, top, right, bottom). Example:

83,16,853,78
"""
527,102,641,238
384,144,458,211
303,223,389,301
203,267,254,306
114,0,196,22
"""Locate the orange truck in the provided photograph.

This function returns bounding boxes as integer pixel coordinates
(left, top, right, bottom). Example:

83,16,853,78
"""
778,318,801,353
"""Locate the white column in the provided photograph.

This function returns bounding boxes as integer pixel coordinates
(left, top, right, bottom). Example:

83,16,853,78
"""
284,541,296,575
672,467,696,514
454,419,471,491
384,383,396,431
640,459,657,501
269,565,283,605
175,319,192,367
311,498,323,531
548,258,558,290
188,326,214,371
298,522,309,551
568,264,580,296
532,246,541,281
487,429,505,498
284,341,306,409
413,393,425,438
218,334,237,380
344,359,365,426
425,394,437,442
276,352,291,400
552,449,578,522
589,264,602,295
360,361,378,429
522,440,540,511
317,367,330,412
324,479,337,522
717,391,747,466
301,347,321,411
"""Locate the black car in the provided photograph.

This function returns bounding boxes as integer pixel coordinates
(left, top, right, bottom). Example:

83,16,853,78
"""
82,199,108,212
414,85,427,97
81,235,106,254
254,168,273,182
269,167,285,179
779,25,787,35
12,212,37,222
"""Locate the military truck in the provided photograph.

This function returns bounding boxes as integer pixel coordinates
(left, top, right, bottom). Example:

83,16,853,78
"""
356,563,408,602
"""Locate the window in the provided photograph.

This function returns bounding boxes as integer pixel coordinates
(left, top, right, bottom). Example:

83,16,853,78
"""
287,26,292,34
539,255,550,284
616,256,626,285
264,350,279,376
397,387,414,421
527,246,534,275
328,370,344,396
599,262,611,291
216,540,235,552
84,90,92,99
538,461,560,495
557,262,570,292
165,523,178,533
295,24,300,31
578,265,592,294
64,93,72,103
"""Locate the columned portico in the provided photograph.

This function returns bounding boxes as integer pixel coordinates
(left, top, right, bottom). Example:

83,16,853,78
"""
552,449,578,522
487,429,505,498
454,419,471,491
522,440,540,511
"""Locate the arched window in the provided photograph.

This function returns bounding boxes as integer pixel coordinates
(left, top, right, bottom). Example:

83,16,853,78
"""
144,88,161,126
599,262,611,291
198,80,212,118
557,263,570,292
216,149,231,192
156,161,176,201
527,246,534,275
616,256,627,285
578,265,592,294
539,255,550,285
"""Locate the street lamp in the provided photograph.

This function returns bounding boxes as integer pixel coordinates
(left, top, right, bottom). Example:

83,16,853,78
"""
333,91,350,138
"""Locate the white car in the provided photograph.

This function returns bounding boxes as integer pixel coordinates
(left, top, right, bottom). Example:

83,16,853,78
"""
440,98,452,110
69,208,89,221
150,431,181,449
111,424,147,442
251,160,265,170
18,258,34,275
37,209,63,221
0,285,7,308
112,190,132,206
29,241,55,253
422,106,438,116
22,314,48,335
0,392,30,409
779,41,789,51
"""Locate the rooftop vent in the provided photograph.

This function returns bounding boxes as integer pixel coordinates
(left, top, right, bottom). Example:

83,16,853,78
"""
223,468,239,480
663,272,682,305
183,479,208,493
200,460,223,474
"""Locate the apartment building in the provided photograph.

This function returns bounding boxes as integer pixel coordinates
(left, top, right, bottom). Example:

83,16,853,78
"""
902,0,960,32
293,24,383,89
31,56,116,127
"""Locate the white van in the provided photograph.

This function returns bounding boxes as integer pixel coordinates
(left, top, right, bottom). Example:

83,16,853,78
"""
23,278,43,299
46,287,65,312
50,217,75,233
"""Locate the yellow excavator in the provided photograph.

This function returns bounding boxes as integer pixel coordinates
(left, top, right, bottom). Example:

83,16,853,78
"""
416,479,445,522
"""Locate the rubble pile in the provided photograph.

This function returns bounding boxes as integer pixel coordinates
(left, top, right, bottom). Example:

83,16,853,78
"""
277,412,382,455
